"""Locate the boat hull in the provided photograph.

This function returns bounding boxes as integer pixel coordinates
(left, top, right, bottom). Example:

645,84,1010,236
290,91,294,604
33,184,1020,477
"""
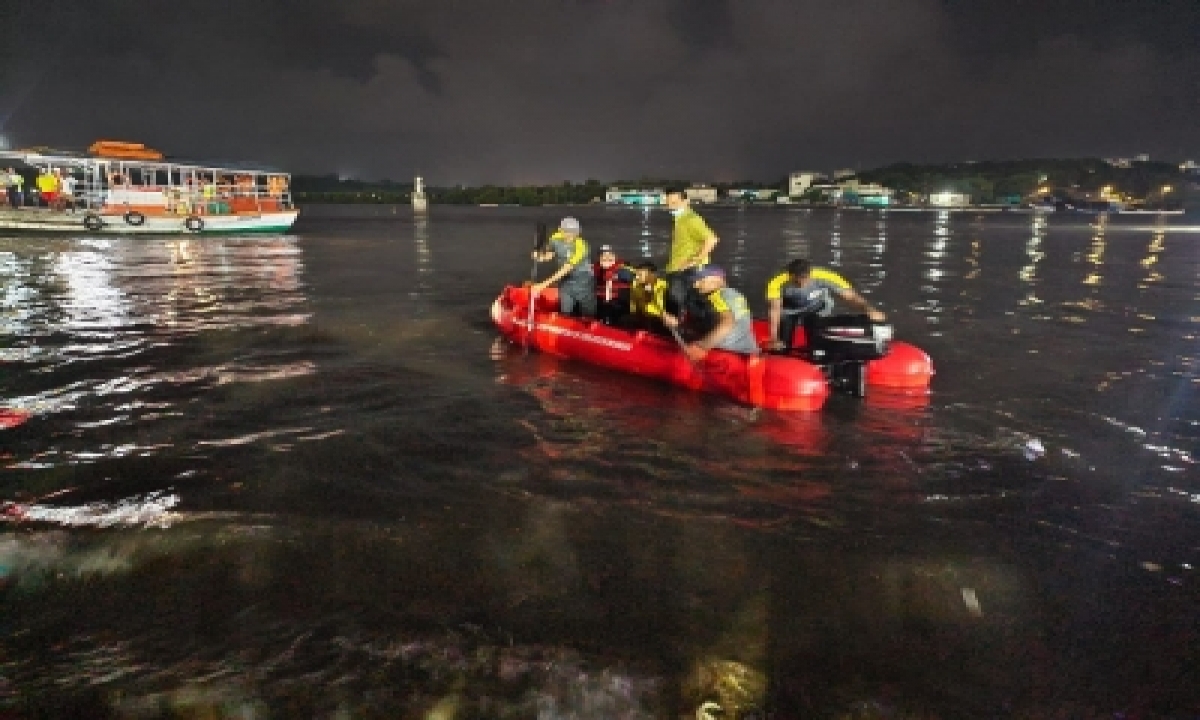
0,207,298,234
492,285,933,411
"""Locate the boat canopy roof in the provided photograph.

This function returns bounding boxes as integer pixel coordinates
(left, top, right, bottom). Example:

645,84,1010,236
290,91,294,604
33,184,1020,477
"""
0,142,288,176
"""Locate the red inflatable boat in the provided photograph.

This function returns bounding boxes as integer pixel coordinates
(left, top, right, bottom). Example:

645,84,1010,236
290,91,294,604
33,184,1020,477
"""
491,285,932,411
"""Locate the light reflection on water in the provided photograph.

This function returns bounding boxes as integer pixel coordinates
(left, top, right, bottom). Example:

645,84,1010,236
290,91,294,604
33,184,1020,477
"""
1,208,1198,717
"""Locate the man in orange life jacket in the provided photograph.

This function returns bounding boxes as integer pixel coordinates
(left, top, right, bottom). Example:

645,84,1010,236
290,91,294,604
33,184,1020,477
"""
593,244,633,325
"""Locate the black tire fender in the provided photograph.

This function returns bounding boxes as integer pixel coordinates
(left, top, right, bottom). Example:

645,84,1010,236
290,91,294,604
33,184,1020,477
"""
82,213,104,232
124,210,146,226
184,215,204,233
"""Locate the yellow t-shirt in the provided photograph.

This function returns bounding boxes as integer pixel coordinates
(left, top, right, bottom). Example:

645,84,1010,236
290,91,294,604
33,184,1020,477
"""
629,278,669,317
666,209,715,272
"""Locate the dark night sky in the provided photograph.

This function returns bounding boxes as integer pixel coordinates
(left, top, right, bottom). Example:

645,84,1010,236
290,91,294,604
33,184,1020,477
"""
1,0,1196,184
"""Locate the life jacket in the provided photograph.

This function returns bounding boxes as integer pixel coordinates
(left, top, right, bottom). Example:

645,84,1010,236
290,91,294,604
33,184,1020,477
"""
593,260,631,301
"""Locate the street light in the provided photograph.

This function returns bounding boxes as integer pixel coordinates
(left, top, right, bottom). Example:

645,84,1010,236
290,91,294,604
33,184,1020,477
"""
1162,185,1173,194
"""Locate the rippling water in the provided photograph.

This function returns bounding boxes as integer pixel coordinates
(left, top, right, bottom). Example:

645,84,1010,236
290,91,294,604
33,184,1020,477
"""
1,206,1197,718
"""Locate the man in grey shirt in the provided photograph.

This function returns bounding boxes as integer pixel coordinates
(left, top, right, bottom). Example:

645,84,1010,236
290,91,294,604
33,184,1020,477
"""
663,265,760,362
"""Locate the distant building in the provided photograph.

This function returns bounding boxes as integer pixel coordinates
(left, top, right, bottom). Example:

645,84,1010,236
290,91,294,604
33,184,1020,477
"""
1180,160,1199,175
832,168,856,180
1104,157,1133,168
605,187,665,206
928,191,971,208
726,188,777,202
1134,153,1150,162
788,172,820,198
685,185,718,204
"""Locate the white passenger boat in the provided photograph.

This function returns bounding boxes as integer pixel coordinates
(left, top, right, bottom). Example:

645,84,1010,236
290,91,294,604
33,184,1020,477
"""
0,140,298,234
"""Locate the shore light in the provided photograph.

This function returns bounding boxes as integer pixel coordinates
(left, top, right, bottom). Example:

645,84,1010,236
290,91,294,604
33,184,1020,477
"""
1161,185,1173,193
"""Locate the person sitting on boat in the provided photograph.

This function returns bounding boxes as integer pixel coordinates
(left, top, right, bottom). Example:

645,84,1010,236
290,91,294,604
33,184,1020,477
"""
627,261,670,332
765,258,886,351
531,217,595,317
663,187,720,324
593,244,633,325
35,168,58,208
663,266,759,362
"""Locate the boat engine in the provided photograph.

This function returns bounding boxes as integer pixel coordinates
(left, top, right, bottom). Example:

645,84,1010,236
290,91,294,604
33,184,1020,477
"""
802,315,893,397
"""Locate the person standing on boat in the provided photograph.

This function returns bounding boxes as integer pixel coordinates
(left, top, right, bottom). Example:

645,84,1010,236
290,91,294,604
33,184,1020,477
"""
663,187,720,322
3,168,20,209
531,217,596,317
663,266,759,362
35,168,58,208
593,244,633,325
764,258,885,351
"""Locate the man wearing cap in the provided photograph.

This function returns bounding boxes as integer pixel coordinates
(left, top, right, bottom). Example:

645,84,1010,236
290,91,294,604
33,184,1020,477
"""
663,187,719,321
765,258,885,351
663,266,759,362
593,244,633,325
532,217,596,317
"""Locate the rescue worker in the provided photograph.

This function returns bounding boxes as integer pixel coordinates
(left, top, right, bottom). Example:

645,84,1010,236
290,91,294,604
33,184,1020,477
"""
627,261,670,332
663,266,759,362
593,244,633,325
765,258,885,351
531,216,595,317
663,187,719,322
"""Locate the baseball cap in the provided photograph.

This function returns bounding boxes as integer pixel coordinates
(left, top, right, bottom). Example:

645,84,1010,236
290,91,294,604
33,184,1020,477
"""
559,217,581,232
693,265,726,280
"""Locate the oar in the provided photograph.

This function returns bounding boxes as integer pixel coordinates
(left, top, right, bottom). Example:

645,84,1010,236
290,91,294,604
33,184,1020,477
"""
524,222,548,354
653,295,702,370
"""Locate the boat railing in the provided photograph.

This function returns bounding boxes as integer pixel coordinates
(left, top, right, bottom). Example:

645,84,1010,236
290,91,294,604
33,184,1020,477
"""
1,153,294,215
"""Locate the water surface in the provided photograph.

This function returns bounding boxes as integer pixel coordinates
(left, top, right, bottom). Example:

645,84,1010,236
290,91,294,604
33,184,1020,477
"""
2,206,1197,718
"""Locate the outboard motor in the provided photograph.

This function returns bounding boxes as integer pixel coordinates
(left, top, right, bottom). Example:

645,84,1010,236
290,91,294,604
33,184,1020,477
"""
802,314,893,397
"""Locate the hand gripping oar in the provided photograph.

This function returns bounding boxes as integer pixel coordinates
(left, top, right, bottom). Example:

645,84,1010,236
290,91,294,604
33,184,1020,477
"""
524,222,548,353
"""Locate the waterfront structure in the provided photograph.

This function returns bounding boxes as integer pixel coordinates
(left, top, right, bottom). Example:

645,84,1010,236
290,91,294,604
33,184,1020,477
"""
726,188,777,202
0,141,298,234
605,187,665,206
685,185,718,204
412,175,428,212
832,168,856,180
788,172,820,198
928,191,971,208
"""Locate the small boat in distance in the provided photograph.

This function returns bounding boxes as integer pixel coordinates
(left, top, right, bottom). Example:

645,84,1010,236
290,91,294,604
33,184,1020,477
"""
0,140,298,234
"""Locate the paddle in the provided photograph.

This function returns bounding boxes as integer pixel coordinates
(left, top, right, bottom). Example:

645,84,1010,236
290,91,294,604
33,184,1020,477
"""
524,222,548,353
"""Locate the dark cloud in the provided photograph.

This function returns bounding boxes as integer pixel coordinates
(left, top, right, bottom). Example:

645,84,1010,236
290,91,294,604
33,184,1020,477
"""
1,0,1195,183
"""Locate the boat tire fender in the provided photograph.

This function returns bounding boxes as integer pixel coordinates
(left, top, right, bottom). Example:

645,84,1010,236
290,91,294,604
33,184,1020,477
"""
82,213,104,232
124,210,146,226
185,216,204,233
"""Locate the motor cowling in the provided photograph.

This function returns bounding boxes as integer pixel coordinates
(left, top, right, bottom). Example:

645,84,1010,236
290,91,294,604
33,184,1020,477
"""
803,314,892,363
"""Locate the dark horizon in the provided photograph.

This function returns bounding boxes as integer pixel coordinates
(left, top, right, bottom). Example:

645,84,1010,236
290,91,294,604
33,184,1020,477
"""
2,0,1197,184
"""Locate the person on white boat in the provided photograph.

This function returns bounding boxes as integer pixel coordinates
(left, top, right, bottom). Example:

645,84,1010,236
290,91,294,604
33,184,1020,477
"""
35,168,58,207
3,168,21,209
55,169,77,211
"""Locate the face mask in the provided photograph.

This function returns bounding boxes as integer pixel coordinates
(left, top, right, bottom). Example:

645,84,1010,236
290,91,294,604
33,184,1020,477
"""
669,207,684,217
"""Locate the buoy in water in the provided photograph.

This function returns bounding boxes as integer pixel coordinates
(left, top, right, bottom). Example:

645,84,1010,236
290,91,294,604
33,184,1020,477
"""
0,409,31,429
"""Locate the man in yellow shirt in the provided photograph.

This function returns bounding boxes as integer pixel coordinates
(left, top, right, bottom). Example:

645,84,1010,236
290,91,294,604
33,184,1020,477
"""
765,258,885,351
663,187,719,321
